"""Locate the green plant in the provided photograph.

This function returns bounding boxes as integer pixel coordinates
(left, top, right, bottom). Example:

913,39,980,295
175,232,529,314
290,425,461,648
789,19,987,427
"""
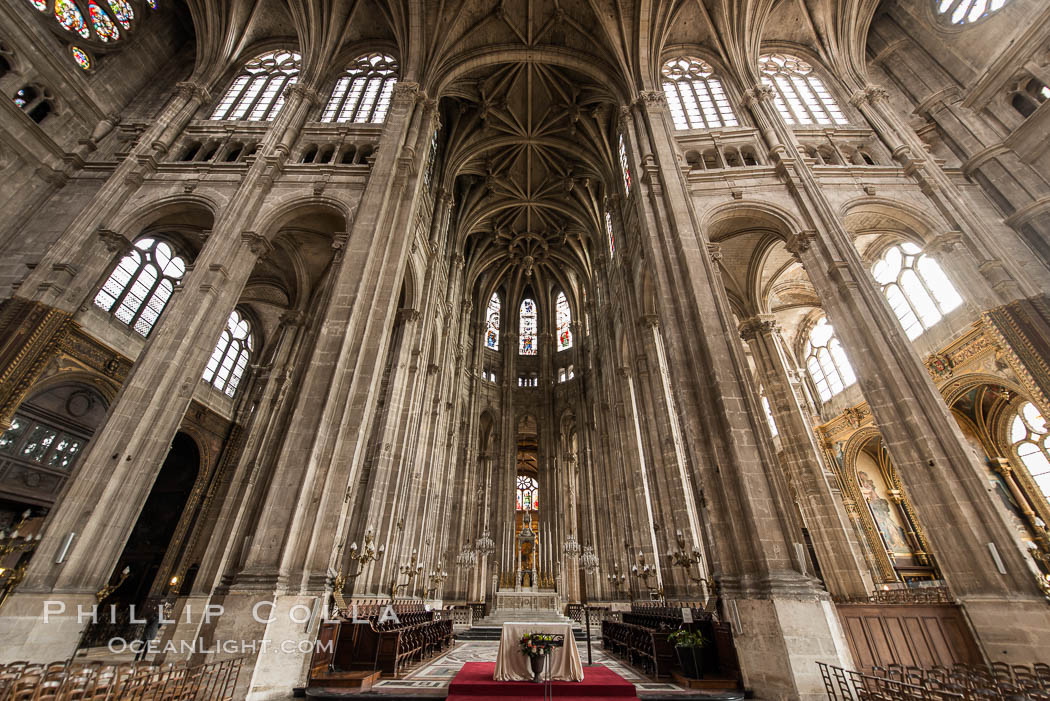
519,632,557,657
667,629,708,648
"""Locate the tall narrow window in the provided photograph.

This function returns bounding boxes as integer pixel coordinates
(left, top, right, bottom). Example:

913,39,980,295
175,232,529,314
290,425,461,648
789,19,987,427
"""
761,394,779,437
661,57,739,130
485,292,501,350
556,292,572,351
94,237,187,337
210,50,301,121
321,53,398,124
805,316,856,402
516,475,539,511
605,209,615,255
1010,402,1050,499
519,298,537,356
872,242,962,340
203,309,255,397
937,0,1009,24
759,54,847,127
618,134,631,193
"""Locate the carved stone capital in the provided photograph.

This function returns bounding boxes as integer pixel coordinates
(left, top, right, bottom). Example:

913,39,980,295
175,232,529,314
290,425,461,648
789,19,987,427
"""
738,315,779,341
848,84,889,109
636,91,666,109
784,230,816,261
927,231,964,255
392,81,420,103
708,243,723,264
639,314,659,329
398,308,421,323
742,84,775,109
285,83,322,107
241,231,273,258
97,228,132,255
175,81,211,104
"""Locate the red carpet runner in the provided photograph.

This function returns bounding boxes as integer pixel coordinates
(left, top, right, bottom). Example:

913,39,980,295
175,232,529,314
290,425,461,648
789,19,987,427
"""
446,662,641,700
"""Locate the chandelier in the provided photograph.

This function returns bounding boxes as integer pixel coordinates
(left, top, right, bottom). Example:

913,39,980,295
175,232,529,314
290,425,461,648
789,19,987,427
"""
455,541,477,569
475,528,495,556
580,545,599,572
563,533,581,558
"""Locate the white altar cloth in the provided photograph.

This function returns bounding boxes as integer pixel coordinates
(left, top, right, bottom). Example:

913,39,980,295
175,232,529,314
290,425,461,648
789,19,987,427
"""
493,622,584,681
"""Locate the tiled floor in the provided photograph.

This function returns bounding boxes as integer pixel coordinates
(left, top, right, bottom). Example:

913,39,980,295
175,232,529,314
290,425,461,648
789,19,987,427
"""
373,641,686,693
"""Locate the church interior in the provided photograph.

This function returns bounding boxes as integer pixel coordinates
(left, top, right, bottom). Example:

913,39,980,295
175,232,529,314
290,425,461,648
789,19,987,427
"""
2,0,1050,698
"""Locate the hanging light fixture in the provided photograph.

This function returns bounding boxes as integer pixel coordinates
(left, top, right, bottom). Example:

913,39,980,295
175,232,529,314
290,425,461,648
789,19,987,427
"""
563,532,581,558
475,528,495,556
580,545,599,572
455,540,477,569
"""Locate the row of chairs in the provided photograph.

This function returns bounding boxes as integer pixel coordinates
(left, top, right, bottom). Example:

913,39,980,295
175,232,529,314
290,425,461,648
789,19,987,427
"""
871,662,1050,698
819,661,1050,701
600,620,675,678
0,658,243,701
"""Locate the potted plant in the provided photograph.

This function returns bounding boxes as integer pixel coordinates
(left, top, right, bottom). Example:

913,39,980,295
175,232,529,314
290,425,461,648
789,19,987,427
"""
519,632,557,682
668,629,708,679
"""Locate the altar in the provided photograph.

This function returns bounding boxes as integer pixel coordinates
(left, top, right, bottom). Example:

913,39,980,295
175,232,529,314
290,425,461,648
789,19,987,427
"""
493,622,584,682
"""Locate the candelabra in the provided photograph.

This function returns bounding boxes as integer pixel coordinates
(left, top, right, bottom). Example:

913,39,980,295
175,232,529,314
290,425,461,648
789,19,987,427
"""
606,562,627,592
96,566,131,603
475,528,495,557
455,540,477,570
562,533,581,558
425,562,448,598
332,526,386,610
580,545,599,573
670,530,710,583
388,549,425,601
630,551,659,592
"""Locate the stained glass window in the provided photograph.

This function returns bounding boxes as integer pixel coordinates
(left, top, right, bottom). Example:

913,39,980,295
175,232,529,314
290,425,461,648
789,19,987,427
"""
55,0,91,38
210,50,302,121
13,87,35,108
88,1,120,42
146,0,157,8
605,210,615,255
94,237,187,337
872,242,962,340
937,0,1009,24
805,316,856,402
662,57,739,130
556,292,572,351
618,134,631,193
0,415,83,470
321,53,399,123
519,298,537,356
71,46,91,70
29,0,46,11
485,292,500,350
517,475,539,511
107,0,134,29
1011,402,1050,499
759,54,848,127
203,309,255,397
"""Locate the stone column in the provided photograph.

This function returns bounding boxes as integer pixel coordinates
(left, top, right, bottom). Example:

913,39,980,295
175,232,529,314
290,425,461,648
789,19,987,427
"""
739,315,872,598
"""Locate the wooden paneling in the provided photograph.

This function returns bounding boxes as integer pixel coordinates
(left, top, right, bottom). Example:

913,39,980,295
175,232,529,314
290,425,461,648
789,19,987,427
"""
836,603,983,672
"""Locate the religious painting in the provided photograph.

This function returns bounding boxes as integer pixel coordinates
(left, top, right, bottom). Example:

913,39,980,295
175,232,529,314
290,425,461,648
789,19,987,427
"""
856,451,912,560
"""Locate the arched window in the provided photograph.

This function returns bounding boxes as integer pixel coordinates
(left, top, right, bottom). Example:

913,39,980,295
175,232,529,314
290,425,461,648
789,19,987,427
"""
516,475,539,511
203,309,255,397
805,316,856,402
872,242,962,340
618,134,631,193
661,57,739,130
13,85,54,123
210,50,301,121
936,0,1010,24
1010,402,1050,499
605,209,615,255
321,53,398,124
759,54,848,127
485,292,501,350
556,292,572,351
94,237,187,337
519,298,537,355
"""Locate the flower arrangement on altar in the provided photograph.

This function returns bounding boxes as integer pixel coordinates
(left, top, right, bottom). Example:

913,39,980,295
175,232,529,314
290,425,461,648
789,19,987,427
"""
519,632,557,658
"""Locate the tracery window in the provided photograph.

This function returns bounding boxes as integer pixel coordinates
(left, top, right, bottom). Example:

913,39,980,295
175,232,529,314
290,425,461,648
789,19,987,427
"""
485,293,501,351
661,57,739,130
805,315,856,402
1010,402,1050,499
516,475,539,511
759,54,848,127
30,0,155,56
618,134,631,193
761,394,779,437
519,298,537,356
0,414,84,471
872,242,962,340
321,53,398,124
936,0,1009,24
94,237,187,337
555,292,572,351
202,309,255,397
210,50,301,121
605,209,615,255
